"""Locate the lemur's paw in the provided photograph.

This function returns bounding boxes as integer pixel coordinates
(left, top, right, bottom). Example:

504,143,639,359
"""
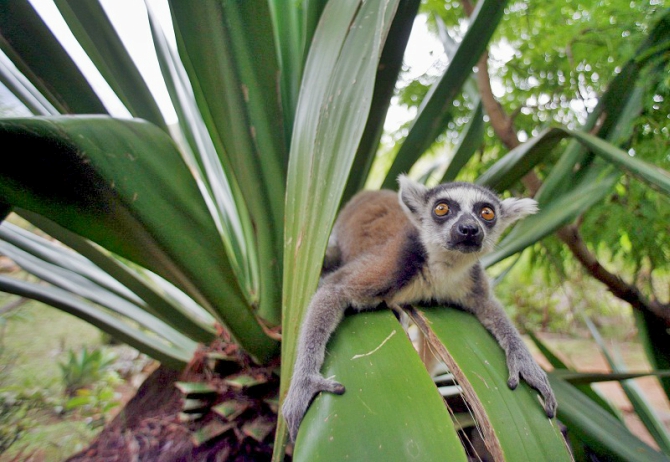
282,374,345,441
506,346,557,419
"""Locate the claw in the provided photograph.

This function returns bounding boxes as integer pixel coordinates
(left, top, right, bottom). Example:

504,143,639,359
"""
282,374,346,441
505,344,557,419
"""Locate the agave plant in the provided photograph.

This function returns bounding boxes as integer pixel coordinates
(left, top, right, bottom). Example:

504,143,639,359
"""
0,0,669,460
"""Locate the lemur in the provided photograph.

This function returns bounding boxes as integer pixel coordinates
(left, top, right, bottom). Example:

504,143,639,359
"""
282,175,557,441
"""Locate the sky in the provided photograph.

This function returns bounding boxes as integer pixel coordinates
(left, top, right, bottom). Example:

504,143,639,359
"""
1,0,446,132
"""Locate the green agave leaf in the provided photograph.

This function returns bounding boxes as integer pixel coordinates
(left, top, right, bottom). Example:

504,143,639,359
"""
170,0,286,325
53,0,167,131
146,5,258,308
0,219,216,343
528,332,623,421
280,0,402,453
18,209,217,334
414,307,570,461
635,309,670,401
0,52,58,116
481,169,620,268
0,0,106,114
566,129,670,196
0,275,194,369
0,116,277,362
267,0,328,140
527,332,568,371
341,0,422,204
550,377,670,462
282,0,401,379
0,222,141,305
293,311,467,461
476,127,564,191
583,315,670,453
0,240,196,349
440,100,485,183
554,370,670,384
266,2,302,140
381,0,508,189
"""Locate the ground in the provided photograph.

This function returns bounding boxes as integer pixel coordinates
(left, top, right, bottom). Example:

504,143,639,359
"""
1,296,669,460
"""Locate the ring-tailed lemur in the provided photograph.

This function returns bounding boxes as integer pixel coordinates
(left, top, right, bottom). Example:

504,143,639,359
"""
282,175,557,441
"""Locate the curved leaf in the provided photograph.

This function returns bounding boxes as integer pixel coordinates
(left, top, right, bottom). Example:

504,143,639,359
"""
440,100,485,183
0,219,216,343
528,332,623,421
551,377,670,462
0,116,277,361
0,52,59,116
0,275,194,369
567,129,670,196
293,311,468,461
476,127,564,191
147,5,259,308
635,309,670,401
584,315,670,453
280,0,402,451
53,0,167,130
341,0,422,204
170,0,286,325
0,0,107,114
481,169,620,267
413,307,570,461
0,240,196,349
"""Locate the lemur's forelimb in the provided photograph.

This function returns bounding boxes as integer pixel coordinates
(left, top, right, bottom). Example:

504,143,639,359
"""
462,274,557,416
283,281,347,441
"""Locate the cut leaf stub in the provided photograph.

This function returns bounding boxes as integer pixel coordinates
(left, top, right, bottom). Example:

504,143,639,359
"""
174,338,280,450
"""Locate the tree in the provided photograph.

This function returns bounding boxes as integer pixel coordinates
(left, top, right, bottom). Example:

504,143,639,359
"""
0,0,668,460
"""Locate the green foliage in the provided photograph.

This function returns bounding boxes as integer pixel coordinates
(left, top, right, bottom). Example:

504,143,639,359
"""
59,347,117,397
0,393,31,454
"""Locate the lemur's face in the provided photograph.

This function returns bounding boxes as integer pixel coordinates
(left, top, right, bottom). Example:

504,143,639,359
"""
398,176,539,255
426,184,502,253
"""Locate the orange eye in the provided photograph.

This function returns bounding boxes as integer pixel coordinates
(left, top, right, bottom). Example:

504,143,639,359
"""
481,207,495,221
434,203,449,217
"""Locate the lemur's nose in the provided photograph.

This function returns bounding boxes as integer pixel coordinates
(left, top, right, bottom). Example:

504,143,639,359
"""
457,223,480,237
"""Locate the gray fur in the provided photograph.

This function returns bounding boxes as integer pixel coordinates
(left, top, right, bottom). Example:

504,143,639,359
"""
282,176,557,441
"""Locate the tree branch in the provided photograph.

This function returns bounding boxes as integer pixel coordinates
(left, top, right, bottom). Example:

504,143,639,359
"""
472,37,670,326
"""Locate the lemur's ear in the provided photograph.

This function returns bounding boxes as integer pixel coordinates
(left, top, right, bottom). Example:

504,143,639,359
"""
398,175,427,224
499,197,539,227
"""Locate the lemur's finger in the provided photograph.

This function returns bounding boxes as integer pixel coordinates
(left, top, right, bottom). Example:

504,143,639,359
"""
506,354,521,389
544,394,557,419
507,375,520,390
318,377,346,395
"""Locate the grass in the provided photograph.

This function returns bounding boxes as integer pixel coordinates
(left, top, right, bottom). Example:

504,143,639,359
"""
0,293,110,461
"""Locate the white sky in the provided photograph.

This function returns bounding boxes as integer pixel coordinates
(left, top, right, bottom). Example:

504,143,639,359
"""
23,0,176,121
2,0,444,132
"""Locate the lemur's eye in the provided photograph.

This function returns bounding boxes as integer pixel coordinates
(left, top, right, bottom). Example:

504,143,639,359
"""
434,203,450,217
481,207,495,221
